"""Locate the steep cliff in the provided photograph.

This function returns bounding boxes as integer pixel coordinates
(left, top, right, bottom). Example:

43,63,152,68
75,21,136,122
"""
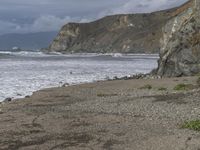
47,8,180,53
157,0,200,77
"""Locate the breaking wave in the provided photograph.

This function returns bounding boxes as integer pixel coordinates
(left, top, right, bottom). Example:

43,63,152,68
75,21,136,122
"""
0,50,159,59
0,51,159,101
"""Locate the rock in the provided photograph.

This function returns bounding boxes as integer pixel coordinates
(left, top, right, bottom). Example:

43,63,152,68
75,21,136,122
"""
62,83,70,87
4,97,12,102
157,0,200,77
17,93,22,96
25,95,30,98
105,76,110,80
113,76,119,80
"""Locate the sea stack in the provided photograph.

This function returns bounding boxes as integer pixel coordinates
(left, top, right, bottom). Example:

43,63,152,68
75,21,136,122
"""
157,0,200,77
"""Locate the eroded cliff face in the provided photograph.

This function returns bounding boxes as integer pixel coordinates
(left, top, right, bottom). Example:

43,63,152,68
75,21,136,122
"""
157,0,200,77
47,10,177,53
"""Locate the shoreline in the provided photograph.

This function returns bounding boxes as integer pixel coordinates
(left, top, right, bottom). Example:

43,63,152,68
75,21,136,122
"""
0,73,197,104
0,72,157,103
1,76,200,149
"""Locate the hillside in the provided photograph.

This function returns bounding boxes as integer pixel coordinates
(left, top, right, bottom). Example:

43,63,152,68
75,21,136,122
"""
47,1,191,53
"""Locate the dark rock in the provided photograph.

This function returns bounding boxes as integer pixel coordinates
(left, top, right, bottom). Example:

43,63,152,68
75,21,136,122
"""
4,97,12,102
111,73,158,81
113,76,119,80
62,83,70,87
17,93,22,96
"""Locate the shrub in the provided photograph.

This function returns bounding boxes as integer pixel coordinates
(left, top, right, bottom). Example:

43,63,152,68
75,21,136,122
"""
173,83,194,91
140,84,152,90
158,87,167,91
97,93,118,97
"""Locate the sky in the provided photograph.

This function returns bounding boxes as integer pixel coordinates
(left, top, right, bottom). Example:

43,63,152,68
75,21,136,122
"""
0,0,188,35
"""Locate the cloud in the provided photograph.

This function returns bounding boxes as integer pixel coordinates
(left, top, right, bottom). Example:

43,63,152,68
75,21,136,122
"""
0,15,93,35
0,15,75,34
27,15,73,32
0,0,188,35
98,0,188,18
0,20,21,35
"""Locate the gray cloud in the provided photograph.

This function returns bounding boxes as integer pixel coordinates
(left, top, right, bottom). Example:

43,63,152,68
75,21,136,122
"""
0,0,188,35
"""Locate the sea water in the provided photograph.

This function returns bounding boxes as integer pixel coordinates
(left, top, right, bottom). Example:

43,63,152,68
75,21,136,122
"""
0,51,159,101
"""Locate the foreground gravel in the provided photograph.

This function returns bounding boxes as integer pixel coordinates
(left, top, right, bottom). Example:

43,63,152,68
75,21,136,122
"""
0,76,200,150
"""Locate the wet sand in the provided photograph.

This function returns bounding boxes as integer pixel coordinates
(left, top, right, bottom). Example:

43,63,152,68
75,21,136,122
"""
0,76,200,150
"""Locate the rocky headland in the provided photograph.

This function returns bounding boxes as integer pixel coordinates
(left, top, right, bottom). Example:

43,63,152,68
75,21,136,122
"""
47,14,165,53
46,2,192,54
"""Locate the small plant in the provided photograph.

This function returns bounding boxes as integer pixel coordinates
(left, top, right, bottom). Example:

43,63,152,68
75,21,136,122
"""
97,93,118,97
197,77,200,87
158,87,167,91
182,120,200,131
140,84,152,90
195,72,200,76
173,83,193,91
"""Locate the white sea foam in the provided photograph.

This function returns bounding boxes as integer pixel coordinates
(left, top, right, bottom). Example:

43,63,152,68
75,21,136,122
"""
0,50,46,57
0,52,158,101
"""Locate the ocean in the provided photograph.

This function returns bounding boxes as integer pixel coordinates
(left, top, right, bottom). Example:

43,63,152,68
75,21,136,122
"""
0,51,159,101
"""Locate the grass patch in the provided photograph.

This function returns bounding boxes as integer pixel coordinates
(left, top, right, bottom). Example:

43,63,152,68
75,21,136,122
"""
97,93,118,97
182,120,200,131
140,84,152,90
173,83,194,91
195,72,200,76
158,87,167,91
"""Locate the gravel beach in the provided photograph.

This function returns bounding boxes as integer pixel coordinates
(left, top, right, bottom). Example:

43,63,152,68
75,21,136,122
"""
1,76,200,150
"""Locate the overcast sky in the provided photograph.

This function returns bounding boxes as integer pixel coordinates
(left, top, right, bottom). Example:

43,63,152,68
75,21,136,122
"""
0,0,188,35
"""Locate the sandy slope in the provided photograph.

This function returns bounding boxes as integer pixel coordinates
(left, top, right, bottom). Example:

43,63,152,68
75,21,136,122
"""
0,76,200,150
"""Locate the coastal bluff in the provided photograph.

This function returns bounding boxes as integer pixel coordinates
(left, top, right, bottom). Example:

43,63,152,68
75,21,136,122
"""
157,0,200,77
47,8,180,53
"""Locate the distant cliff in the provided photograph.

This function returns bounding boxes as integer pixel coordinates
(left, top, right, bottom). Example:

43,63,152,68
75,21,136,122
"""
157,0,200,76
47,8,181,53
